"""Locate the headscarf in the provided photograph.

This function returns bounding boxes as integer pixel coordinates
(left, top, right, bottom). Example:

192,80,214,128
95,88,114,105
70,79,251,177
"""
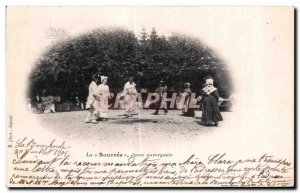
101,76,107,83
206,78,214,86
203,79,216,95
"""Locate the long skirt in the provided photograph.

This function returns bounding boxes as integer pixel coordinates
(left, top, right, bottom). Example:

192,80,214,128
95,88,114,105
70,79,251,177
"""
98,95,109,118
183,95,195,117
201,95,223,124
124,94,139,114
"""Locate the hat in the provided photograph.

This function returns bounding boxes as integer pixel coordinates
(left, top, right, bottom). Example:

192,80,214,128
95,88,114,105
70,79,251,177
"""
185,82,190,87
206,78,214,85
101,76,107,83
159,80,166,86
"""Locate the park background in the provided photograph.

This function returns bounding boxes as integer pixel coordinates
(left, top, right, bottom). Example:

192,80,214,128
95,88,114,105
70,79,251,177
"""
6,6,294,187
27,26,233,111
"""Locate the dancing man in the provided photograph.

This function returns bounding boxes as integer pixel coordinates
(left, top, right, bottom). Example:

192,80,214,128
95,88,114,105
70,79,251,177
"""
153,80,168,115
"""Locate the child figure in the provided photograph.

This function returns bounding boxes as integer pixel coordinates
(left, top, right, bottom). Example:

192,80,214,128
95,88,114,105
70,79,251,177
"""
85,73,100,124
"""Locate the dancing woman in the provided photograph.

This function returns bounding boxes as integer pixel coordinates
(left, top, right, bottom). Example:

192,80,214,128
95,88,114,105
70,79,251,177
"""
97,76,110,121
123,77,139,116
182,83,195,117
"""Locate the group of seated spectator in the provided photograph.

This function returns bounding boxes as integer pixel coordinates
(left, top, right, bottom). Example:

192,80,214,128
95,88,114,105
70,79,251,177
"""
27,89,87,114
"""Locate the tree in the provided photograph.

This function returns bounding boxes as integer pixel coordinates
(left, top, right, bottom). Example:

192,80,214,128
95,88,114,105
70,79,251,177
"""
28,28,233,102
139,26,148,43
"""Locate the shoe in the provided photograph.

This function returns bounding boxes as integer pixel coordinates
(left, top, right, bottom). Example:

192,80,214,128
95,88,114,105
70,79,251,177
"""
131,111,139,115
85,118,91,123
153,112,158,115
125,113,132,117
91,120,98,124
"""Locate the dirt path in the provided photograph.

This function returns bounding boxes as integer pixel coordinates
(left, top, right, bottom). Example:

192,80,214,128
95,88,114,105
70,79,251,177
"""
37,109,231,152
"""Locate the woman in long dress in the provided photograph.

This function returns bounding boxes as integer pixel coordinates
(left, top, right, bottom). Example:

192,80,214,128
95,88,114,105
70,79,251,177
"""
182,83,195,117
199,78,223,126
97,76,110,120
123,77,139,116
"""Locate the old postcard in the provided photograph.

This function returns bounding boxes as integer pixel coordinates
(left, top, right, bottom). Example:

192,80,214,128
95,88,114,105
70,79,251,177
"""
6,6,294,187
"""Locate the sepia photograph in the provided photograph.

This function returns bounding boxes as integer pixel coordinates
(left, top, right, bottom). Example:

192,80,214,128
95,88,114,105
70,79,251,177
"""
6,6,294,188
28,25,233,139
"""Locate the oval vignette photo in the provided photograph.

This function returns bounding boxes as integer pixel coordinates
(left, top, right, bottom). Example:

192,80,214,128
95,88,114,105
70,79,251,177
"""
6,6,294,188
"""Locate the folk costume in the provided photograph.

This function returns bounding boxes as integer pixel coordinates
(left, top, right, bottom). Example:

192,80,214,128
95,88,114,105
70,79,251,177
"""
182,83,195,117
85,75,100,124
153,81,168,115
123,80,139,116
200,79,223,126
97,76,110,120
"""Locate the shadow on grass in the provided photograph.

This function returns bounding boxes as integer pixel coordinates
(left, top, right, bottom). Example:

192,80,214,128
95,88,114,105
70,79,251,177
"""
110,118,157,124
